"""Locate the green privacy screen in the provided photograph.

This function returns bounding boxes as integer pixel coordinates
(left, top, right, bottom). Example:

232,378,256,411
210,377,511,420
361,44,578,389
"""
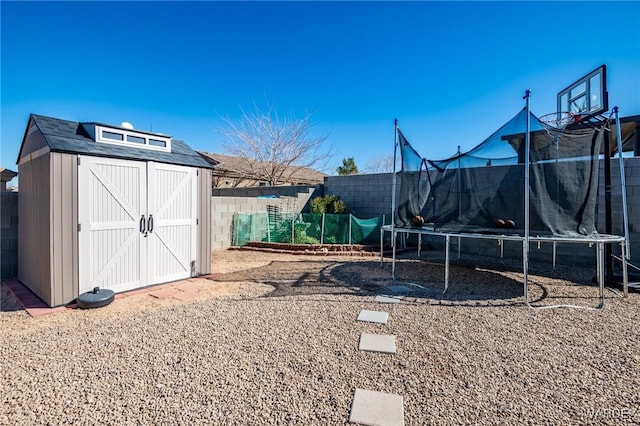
232,213,389,246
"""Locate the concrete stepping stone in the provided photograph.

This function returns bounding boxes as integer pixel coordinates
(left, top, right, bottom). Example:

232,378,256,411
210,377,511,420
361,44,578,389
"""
349,388,404,426
374,295,401,304
386,285,414,294
357,309,389,325
359,333,396,354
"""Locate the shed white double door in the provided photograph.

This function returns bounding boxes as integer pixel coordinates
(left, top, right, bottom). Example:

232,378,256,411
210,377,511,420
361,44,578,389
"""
78,156,197,294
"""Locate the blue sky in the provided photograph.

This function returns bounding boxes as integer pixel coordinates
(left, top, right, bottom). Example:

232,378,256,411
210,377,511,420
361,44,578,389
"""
2,1,639,175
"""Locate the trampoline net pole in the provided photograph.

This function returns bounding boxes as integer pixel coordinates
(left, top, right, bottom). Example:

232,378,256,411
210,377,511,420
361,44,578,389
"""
523,90,531,302
614,107,631,259
457,145,461,220
391,120,398,230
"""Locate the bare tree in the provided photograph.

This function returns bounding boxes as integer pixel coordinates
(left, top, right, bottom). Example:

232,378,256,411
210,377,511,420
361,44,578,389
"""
364,154,396,173
218,102,331,186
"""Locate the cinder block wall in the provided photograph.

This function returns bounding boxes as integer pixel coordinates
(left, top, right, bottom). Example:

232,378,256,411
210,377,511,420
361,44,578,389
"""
324,173,394,219
323,157,640,266
1,191,19,278
211,185,321,249
3,159,636,277
598,157,640,234
212,185,321,199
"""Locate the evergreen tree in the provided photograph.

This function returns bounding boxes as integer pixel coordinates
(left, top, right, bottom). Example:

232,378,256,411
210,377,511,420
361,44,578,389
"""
337,157,359,175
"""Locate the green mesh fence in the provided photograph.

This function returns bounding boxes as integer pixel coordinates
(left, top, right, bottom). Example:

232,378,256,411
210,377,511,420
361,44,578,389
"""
232,213,390,246
351,216,383,244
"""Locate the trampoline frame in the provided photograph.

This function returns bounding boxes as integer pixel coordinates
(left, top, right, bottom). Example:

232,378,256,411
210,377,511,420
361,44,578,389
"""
379,224,628,309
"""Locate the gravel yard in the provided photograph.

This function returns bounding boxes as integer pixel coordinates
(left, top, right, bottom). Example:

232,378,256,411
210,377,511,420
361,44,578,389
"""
1,249,639,425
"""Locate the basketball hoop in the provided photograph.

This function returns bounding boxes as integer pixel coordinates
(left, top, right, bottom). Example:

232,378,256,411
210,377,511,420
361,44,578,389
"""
539,111,578,129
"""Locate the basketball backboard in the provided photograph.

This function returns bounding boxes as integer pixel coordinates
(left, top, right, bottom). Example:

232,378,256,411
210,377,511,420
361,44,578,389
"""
557,65,608,120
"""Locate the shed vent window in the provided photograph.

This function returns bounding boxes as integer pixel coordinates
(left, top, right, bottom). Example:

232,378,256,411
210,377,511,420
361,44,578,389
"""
127,135,145,144
103,131,124,141
94,125,171,152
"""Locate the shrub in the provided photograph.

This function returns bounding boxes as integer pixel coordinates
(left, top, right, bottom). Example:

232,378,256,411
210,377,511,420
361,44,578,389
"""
310,194,347,214
331,198,346,214
324,235,337,244
294,222,319,244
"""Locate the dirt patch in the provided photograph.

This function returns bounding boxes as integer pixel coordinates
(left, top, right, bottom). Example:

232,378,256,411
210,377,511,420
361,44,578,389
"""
208,248,609,307
0,248,623,319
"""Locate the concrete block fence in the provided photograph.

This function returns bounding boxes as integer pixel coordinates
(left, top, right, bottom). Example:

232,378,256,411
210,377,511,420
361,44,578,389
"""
1,191,19,278
323,158,640,266
209,159,639,266
324,173,394,219
1,158,638,278
597,158,640,235
210,185,321,250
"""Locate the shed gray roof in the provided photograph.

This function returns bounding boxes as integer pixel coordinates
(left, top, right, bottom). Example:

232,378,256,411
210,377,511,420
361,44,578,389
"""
20,114,212,169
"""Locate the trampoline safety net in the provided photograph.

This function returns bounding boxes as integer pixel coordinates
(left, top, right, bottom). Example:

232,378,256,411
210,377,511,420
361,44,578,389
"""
396,108,607,237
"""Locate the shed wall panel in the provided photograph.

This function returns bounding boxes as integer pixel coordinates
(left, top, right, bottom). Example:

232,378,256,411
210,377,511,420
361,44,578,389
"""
197,168,212,274
18,152,52,305
50,153,78,306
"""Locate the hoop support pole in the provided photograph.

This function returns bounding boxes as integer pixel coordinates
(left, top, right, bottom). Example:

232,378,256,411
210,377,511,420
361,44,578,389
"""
523,90,531,306
457,145,462,220
391,119,398,242
613,107,631,260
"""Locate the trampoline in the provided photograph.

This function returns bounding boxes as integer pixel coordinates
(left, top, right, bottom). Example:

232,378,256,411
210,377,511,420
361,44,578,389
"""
381,92,630,309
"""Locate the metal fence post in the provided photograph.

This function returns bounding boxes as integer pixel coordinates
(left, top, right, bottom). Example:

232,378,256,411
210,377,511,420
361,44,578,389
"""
266,212,270,243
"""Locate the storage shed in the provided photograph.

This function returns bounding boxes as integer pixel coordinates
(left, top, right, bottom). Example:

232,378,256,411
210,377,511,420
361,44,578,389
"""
17,114,213,307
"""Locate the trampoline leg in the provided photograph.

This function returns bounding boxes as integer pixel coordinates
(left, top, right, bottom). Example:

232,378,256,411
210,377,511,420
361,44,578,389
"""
457,236,461,260
523,240,530,307
392,230,397,280
552,242,557,271
597,242,605,309
444,235,450,294
380,227,385,267
526,240,610,310
622,241,629,298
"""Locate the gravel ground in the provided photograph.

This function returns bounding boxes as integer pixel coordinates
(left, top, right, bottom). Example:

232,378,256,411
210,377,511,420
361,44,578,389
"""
1,249,639,425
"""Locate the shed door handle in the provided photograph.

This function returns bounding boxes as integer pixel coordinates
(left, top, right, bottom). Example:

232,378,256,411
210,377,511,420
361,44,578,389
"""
148,215,154,233
140,215,146,233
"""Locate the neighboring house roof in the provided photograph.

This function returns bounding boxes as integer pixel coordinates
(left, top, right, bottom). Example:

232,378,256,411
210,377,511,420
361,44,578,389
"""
1,168,18,190
198,151,326,184
1,168,18,181
17,114,212,169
